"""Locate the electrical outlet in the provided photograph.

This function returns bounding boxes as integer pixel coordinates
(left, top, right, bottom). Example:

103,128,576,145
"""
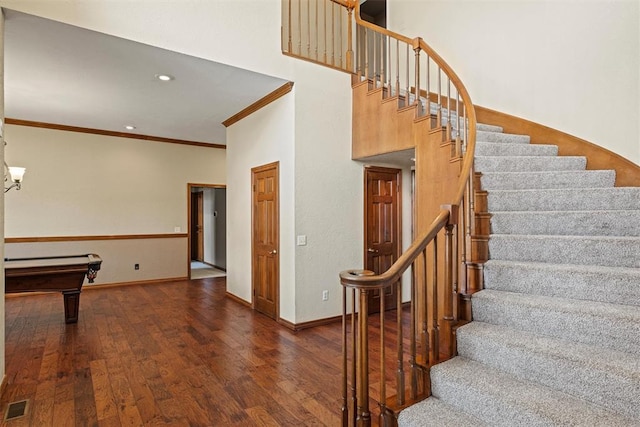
322,290,328,301
134,264,140,270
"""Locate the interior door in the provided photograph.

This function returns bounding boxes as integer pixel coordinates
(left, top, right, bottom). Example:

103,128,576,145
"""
252,162,279,320
365,166,402,313
190,191,204,261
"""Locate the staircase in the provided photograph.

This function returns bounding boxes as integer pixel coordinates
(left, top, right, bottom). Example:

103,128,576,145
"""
398,126,640,425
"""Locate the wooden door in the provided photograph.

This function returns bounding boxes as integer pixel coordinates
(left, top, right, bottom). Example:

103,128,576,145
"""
190,191,204,261
365,166,401,313
252,162,279,320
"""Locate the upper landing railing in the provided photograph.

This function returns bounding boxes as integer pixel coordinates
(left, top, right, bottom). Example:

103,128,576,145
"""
282,1,478,425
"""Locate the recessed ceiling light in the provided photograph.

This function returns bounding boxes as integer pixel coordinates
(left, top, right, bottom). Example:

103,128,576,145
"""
155,74,174,81
125,125,136,130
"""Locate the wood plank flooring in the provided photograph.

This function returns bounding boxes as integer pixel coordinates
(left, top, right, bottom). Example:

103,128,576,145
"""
1,278,344,426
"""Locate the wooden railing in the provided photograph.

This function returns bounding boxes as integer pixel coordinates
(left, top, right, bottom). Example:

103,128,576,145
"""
281,0,354,72
343,3,479,427
282,1,479,425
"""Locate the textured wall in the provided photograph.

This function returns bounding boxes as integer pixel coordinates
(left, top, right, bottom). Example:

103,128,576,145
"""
389,0,640,164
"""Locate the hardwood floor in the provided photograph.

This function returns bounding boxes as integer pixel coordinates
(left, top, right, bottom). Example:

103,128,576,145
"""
1,278,343,426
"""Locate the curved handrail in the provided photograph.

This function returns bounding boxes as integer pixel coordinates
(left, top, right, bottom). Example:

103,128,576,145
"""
340,209,449,288
345,5,479,290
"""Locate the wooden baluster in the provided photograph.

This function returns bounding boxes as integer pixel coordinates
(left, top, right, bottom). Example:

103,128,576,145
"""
387,35,391,94
410,258,420,399
378,288,386,426
356,289,371,426
396,281,405,406
297,0,302,55
413,39,421,116
395,39,400,99
307,0,311,57
364,28,369,81
287,0,293,52
323,0,327,64
342,285,349,426
447,78,452,141
421,249,429,368
405,43,409,106
351,288,358,426
456,92,461,157
430,240,439,365
442,205,458,358
373,32,378,87
331,1,335,66
339,2,343,68
380,34,385,93
437,67,442,128
426,55,430,120
346,5,353,71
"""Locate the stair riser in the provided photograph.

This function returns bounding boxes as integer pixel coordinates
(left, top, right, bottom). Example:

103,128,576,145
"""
475,156,586,173
484,261,640,307
488,188,640,211
489,235,639,268
481,170,616,190
490,211,640,236
456,325,640,420
475,142,558,157
471,295,640,355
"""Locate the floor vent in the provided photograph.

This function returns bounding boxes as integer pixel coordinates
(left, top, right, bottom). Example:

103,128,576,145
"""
5,400,28,421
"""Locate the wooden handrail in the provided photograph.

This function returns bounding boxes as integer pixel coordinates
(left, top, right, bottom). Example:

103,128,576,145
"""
352,2,413,45
340,209,449,287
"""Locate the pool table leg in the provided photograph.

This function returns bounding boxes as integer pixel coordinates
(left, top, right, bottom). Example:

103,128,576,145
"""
62,290,81,324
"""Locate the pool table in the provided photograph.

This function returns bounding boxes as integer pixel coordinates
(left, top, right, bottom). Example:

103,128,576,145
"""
5,254,102,323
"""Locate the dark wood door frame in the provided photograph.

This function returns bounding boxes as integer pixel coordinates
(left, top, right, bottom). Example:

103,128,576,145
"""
364,166,402,313
186,183,226,279
251,162,280,320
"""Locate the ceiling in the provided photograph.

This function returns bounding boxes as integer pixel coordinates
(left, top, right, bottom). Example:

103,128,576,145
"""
3,9,289,145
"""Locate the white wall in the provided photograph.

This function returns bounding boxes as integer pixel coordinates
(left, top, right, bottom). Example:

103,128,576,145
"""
5,125,225,236
292,61,358,322
388,0,640,164
226,92,296,321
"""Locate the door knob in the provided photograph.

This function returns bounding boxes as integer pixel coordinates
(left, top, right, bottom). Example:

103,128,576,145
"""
367,248,378,253
271,249,277,255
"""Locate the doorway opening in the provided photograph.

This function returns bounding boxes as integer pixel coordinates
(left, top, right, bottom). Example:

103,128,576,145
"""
187,183,227,279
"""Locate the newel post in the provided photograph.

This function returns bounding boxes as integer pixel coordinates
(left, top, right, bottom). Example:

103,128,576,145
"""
441,204,459,358
356,287,371,426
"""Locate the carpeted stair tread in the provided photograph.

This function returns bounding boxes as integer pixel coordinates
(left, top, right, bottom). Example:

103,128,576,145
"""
472,289,640,355
476,130,530,144
481,169,616,190
398,396,488,427
489,234,639,268
487,187,640,211
475,123,503,133
490,210,640,236
475,155,586,172
429,357,637,426
484,260,640,307
456,321,640,421
475,141,558,157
